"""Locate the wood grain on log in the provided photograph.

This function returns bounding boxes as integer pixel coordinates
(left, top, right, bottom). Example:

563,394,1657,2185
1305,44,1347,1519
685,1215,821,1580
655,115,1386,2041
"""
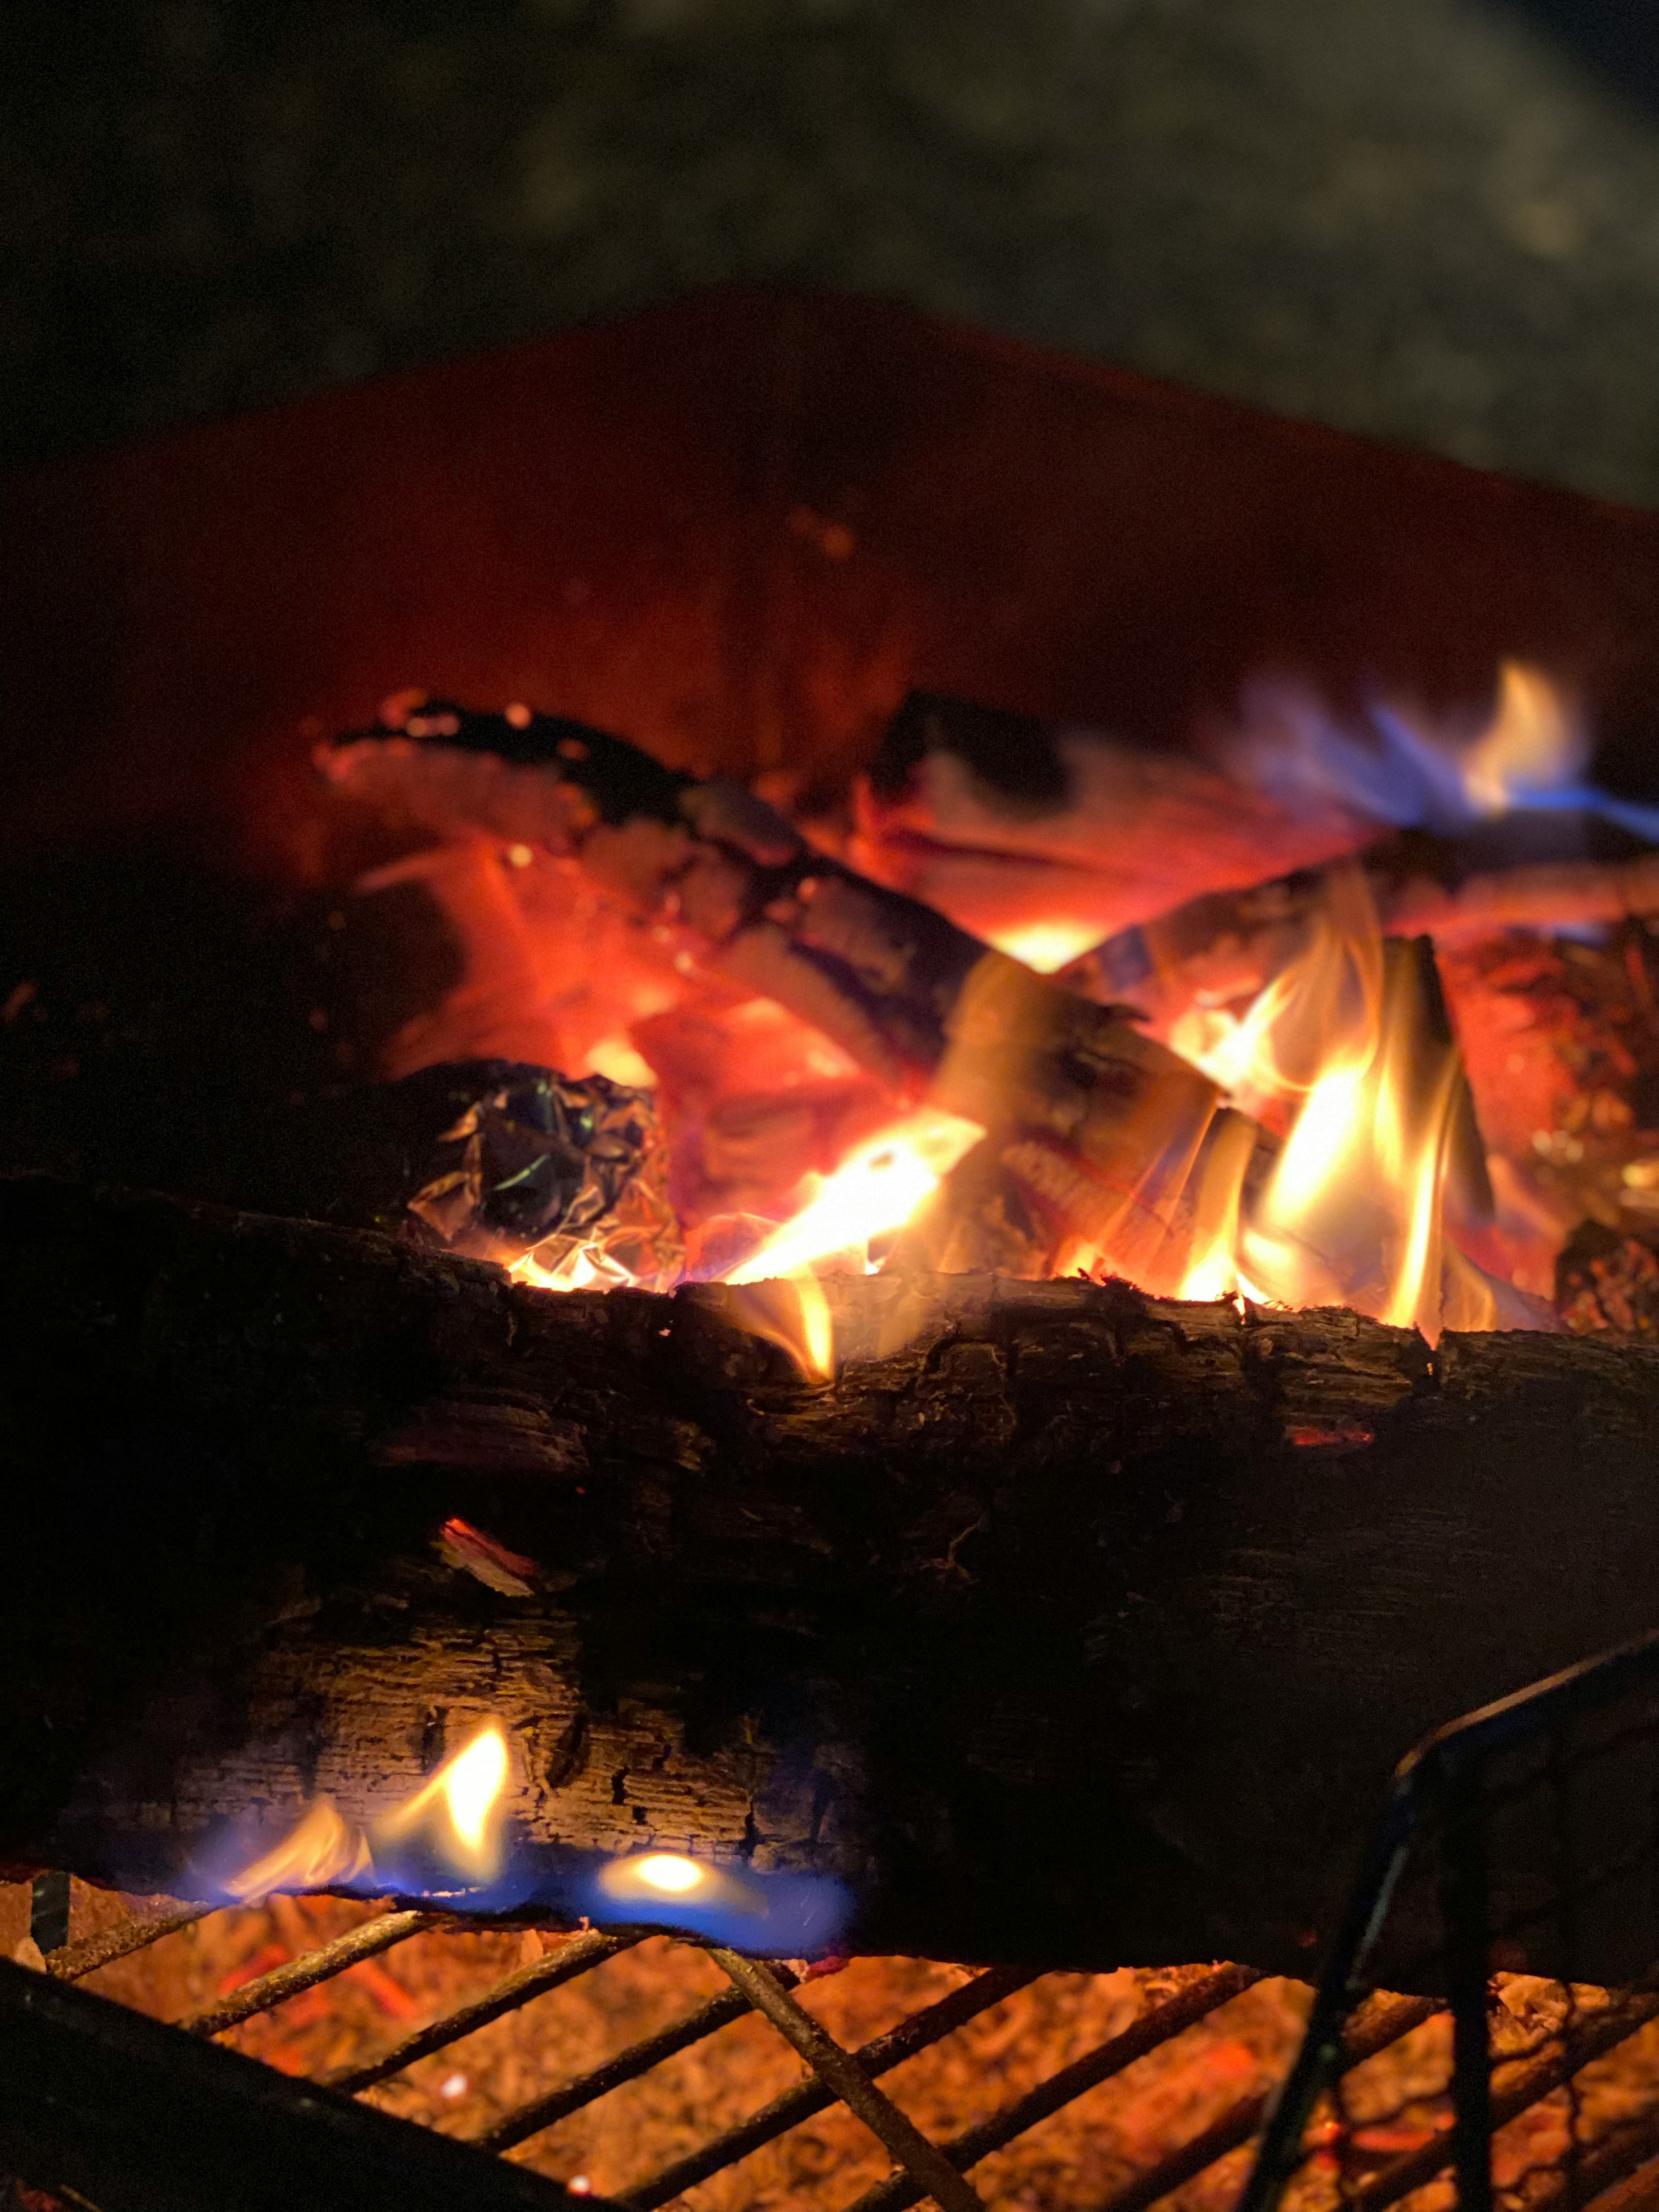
5,1174,1659,1980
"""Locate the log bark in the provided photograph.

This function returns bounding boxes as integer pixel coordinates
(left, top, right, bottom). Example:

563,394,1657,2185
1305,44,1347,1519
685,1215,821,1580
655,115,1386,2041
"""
6,1173,1659,1981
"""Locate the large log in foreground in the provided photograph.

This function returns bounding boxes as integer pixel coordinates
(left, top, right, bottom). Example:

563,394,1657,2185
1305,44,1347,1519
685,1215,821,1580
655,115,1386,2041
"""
5,1173,1659,1980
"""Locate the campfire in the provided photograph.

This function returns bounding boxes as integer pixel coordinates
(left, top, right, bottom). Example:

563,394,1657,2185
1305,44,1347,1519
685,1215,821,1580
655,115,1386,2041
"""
8,291,1659,2210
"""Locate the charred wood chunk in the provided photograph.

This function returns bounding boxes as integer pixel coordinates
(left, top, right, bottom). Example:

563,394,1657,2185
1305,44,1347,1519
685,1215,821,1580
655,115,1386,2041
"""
404,1062,680,1290
10,1177,1659,1980
868,690,1070,807
1557,1220,1659,1338
193,1059,681,1289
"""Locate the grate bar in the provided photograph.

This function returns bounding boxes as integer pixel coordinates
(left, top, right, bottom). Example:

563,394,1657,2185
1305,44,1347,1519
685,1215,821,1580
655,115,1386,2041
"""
710,1949,987,2212
1352,1978,1659,2212
1088,1992,1451,2212
329,1929,639,2094
472,1966,800,2156
623,1963,1041,2212
47,1904,213,1981
0,1957,597,2212
1526,2104,1659,2212
181,1909,439,2037
842,1961,1265,2212
1071,1993,1446,2212
1096,2090,1271,2212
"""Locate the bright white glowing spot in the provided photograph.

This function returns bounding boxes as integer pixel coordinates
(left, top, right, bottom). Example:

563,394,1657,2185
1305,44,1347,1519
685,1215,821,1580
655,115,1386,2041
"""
584,1032,657,1088
439,2072,469,2100
986,920,1103,974
631,1853,706,1895
509,1245,636,1294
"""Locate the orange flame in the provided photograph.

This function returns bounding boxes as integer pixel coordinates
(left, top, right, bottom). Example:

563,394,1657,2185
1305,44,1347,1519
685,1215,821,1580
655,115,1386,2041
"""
723,1274,838,1382
222,1721,513,1901
717,1108,985,1376
222,1798,375,1904
725,1109,985,1287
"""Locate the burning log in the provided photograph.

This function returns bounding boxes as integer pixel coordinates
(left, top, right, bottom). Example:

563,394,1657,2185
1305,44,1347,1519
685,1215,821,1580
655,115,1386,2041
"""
1058,849,1659,1033
849,671,1659,960
6,1174,1659,1983
847,690,1384,956
323,697,1257,1287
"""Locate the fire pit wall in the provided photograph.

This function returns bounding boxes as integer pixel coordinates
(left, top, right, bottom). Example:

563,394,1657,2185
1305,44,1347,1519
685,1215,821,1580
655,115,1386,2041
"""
9,285,1659,896
7,288,1659,1209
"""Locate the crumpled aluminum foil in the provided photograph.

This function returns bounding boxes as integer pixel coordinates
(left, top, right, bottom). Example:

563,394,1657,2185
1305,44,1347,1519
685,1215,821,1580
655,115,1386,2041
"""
408,1063,682,1292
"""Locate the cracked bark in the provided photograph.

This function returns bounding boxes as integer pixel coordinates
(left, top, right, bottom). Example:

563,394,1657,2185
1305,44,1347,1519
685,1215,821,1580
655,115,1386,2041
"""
5,1173,1659,1977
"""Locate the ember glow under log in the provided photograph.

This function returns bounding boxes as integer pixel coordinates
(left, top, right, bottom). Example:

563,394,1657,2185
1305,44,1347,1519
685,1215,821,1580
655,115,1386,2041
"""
6,1177,1659,1981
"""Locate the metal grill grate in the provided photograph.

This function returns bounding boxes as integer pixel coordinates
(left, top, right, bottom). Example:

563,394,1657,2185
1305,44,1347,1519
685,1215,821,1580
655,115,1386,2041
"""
1243,1626,1659,2212
9,1634,1659,2212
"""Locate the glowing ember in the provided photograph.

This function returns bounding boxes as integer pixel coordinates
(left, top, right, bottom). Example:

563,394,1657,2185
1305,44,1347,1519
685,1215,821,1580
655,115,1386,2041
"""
985,919,1107,974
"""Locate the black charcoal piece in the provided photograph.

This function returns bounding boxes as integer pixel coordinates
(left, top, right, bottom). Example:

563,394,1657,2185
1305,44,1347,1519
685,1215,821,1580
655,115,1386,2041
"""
407,1061,681,1289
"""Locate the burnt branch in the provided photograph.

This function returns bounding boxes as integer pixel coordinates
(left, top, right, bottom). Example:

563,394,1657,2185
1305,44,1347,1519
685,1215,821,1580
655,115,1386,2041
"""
323,701,1246,1274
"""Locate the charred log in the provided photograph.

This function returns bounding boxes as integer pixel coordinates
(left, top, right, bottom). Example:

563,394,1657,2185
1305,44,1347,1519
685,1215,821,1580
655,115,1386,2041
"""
6,1174,1659,1980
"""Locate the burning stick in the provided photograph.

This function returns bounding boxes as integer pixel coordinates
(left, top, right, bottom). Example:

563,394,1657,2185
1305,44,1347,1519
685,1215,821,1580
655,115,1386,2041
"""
323,698,1237,1286
1059,851,1659,1033
325,697,1544,1335
850,668,1659,957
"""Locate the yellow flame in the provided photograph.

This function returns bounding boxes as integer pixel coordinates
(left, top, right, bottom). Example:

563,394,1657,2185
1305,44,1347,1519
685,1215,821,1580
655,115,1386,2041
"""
716,1109,983,1379
1460,661,1582,817
221,1722,514,1901
985,919,1105,974
1168,868,1486,1341
582,1031,658,1087
222,1798,374,1904
592,1848,765,1920
1173,1110,1255,1303
375,1722,511,1881
723,1274,837,1381
725,1109,984,1285
509,1244,625,1292
627,1853,706,1895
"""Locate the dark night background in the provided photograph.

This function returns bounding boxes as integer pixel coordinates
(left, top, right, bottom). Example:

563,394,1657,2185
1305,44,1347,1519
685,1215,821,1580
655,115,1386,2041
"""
2,0,1656,501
